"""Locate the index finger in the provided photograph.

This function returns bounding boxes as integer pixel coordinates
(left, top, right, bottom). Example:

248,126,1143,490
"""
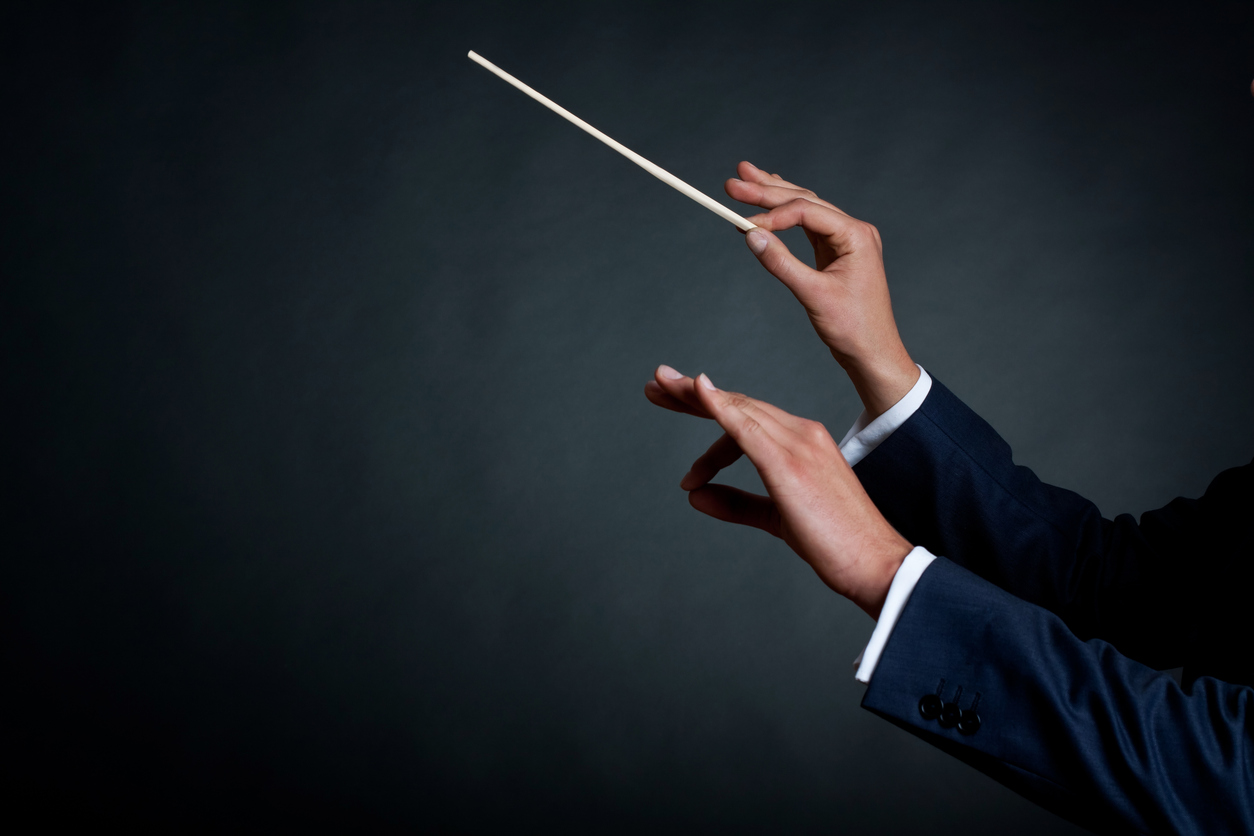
691,374,792,472
747,199,876,258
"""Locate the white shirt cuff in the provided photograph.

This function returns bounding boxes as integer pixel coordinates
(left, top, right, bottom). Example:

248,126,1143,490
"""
853,546,937,684
839,365,932,468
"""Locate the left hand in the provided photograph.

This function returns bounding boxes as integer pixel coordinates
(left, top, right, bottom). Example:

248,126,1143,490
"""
647,365,911,619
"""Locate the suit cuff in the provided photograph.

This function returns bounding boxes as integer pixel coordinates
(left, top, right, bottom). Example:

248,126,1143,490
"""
853,546,937,683
839,365,932,467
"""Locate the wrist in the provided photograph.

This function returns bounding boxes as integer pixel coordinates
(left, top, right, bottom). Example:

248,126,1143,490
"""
851,533,912,620
835,347,918,420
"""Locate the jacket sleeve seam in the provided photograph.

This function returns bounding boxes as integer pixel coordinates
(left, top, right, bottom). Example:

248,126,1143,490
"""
912,406,1082,542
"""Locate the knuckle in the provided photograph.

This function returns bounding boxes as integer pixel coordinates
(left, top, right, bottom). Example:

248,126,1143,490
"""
848,221,875,245
740,415,764,438
803,420,829,443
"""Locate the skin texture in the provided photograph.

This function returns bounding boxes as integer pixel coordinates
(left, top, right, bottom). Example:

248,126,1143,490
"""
651,77,1253,624
647,366,910,620
725,161,919,419
646,163,921,617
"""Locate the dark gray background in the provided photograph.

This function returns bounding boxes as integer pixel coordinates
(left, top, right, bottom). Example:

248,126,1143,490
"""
4,1,1252,832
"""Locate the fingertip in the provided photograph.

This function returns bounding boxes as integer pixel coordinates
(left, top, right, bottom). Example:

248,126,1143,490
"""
657,364,684,381
746,228,769,255
687,486,712,513
692,373,726,417
686,485,728,523
644,380,672,408
725,176,752,199
738,160,763,180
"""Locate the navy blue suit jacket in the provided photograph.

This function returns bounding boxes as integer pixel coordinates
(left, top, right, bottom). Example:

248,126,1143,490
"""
853,376,1254,833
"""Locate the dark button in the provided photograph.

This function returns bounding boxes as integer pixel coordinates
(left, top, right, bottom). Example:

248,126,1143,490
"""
918,693,942,721
958,709,981,736
938,702,961,729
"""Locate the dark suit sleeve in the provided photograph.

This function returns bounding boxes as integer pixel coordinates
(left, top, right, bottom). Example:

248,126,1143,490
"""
863,557,1254,834
852,376,1254,670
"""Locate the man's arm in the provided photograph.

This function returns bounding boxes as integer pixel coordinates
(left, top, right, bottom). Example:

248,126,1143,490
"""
864,554,1254,834
720,164,1249,667
645,369,1254,831
853,374,1254,670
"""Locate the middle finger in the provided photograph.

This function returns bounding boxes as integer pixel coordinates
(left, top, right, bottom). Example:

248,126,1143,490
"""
652,367,808,433
726,179,846,216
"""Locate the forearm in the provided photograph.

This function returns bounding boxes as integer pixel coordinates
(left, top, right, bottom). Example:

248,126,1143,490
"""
863,557,1254,834
852,375,1195,667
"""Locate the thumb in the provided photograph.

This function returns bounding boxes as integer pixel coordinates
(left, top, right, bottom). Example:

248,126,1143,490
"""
745,228,821,299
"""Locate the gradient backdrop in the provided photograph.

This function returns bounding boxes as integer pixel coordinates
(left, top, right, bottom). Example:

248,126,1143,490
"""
5,1,1253,832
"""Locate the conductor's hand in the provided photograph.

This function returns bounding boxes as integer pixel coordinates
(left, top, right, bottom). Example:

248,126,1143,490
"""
725,161,918,419
649,366,911,620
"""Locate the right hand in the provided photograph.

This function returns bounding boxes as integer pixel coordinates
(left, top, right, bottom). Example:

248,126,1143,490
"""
725,161,919,419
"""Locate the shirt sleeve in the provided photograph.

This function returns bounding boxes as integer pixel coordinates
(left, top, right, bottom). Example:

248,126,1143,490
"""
853,546,937,683
839,365,932,468
840,365,935,682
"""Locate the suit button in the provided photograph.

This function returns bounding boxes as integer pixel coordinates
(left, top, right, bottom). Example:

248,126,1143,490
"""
938,702,961,729
958,710,981,736
918,693,942,721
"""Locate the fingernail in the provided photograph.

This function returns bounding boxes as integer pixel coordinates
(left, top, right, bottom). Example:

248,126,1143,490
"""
680,471,695,490
698,373,716,391
747,229,768,255
658,364,683,380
